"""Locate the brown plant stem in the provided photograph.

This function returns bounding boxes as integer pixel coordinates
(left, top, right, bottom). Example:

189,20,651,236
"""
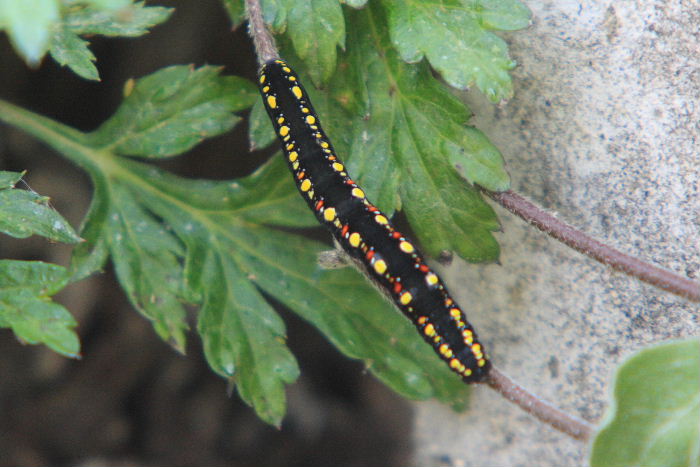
483,366,594,441
484,189,700,302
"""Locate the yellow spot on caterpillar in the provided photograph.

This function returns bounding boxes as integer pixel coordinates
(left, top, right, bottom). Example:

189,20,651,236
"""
332,162,344,172
259,74,266,84
286,143,295,150
399,241,415,254
306,115,316,124
267,95,277,108
292,161,299,170
300,179,312,192
277,116,284,124
283,66,291,73
302,107,310,113
449,359,461,370
425,272,439,286
417,316,428,325
450,308,461,319
400,291,413,305
462,329,474,345
351,188,365,199
439,344,453,358
279,126,290,137
375,214,388,225
464,368,473,376
292,86,303,99
288,76,296,81
289,151,298,162
320,141,329,148
424,323,436,337
373,259,387,275
307,189,314,199
263,86,270,93
349,232,361,247
334,219,342,228
478,359,486,367
323,207,336,222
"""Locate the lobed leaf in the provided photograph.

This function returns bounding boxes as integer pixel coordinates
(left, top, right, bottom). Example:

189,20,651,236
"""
89,66,257,158
591,339,700,467
382,0,530,101
0,260,80,357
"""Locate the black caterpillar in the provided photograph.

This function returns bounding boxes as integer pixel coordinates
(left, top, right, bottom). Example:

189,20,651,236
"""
258,59,490,382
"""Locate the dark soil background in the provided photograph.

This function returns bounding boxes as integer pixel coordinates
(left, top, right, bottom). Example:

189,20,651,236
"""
0,1,412,466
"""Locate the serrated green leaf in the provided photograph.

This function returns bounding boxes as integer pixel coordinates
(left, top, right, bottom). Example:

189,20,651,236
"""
0,171,82,243
382,0,530,101
62,1,172,37
317,5,504,261
0,0,60,64
469,0,531,31
591,339,700,467
221,0,246,28
49,26,99,81
0,260,80,357
261,0,345,84
89,67,257,158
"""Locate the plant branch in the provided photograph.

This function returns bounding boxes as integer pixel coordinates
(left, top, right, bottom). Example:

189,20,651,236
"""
483,366,594,441
245,0,278,64
484,189,700,302
243,0,594,443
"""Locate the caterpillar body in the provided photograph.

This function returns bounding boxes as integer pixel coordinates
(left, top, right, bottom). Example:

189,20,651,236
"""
258,59,490,383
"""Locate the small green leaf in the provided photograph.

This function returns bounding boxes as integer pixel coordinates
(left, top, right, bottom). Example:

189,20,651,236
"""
0,0,60,64
90,67,257,158
62,1,173,37
49,26,99,81
264,0,345,84
0,260,80,357
0,171,82,243
383,0,530,101
591,339,700,467
221,0,246,28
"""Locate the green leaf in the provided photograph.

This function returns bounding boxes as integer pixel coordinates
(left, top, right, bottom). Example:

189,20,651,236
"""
0,62,474,424
263,0,345,84
49,26,99,81
89,66,258,158
591,339,700,467
221,0,246,29
0,260,80,357
315,5,505,261
382,0,530,101
62,1,173,37
0,171,82,243
0,0,60,64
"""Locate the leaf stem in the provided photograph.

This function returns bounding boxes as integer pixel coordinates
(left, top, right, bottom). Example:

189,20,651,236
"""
245,0,278,64
483,366,594,441
483,189,700,302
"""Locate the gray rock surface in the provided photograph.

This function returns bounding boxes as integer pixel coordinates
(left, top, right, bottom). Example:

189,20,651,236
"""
413,2,699,465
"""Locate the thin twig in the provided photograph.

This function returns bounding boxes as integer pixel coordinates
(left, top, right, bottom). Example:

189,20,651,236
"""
245,0,278,64
484,189,700,302
243,0,596,443
483,366,594,441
